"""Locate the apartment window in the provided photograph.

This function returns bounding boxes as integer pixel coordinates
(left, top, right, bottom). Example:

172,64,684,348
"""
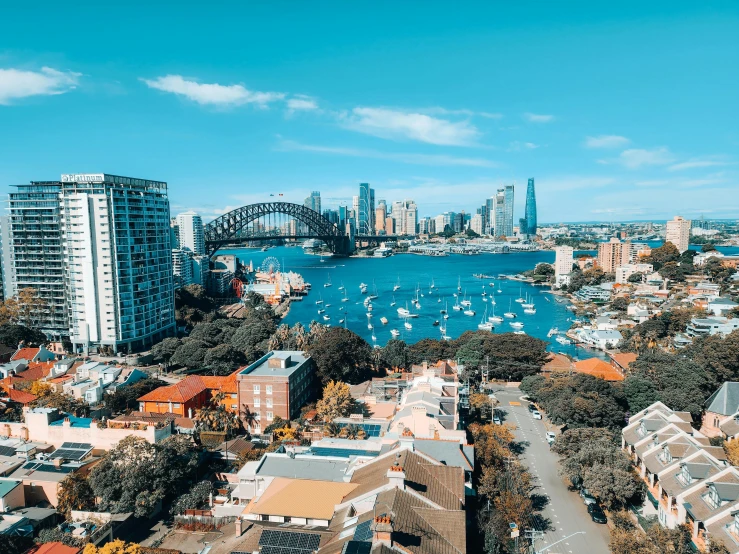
231,404,237,410
266,412,274,421
266,385,273,395
266,398,273,408
231,393,237,399
173,403,181,409
676,465,693,487
253,398,261,408
253,385,260,394
253,426,261,434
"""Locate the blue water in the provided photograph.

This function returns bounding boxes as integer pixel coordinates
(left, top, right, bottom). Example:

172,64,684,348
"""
219,246,591,357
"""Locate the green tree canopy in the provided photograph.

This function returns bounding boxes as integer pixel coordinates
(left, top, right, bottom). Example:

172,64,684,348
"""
305,327,374,385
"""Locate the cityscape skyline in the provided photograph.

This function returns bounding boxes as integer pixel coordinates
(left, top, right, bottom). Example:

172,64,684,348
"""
1,2,737,223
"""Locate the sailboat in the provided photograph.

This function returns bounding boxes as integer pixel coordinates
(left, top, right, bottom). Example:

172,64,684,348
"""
488,299,503,323
522,293,535,309
359,282,368,294
504,299,517,319
481,286,487,297
391,329,400,337
324,274,332,288
323,314,330,321
318,308,325,314
457,276,462,292
452,297,462,311
515,287,525,303
510,321,524,329
430,278,436,290
393,276,401,292
368,322,373,330
338,282,345,291
315,294,324,305
524,306,537,315
460,290,471,307
390,295,397,307
478,306,493,331
341,289,349,303
404,319,413,331
367,281,379,301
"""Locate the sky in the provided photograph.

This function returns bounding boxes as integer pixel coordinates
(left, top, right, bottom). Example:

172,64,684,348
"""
1,1,738,223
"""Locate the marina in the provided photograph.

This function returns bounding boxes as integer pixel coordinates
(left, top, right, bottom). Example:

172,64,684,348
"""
221,245,600,356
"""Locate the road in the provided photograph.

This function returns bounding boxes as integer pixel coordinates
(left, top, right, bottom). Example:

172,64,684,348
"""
493,387,611,554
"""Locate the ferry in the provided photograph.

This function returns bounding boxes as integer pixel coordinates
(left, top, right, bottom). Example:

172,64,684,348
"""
391,329,400,337
380,317,388,325
510,321,524,329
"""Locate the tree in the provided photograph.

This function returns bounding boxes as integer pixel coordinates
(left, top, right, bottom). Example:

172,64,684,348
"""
169,338,209,369
534,263,555,277
83,540,141,554
582,462,643,509
306,327,374,385
105,378,167,414
702,243,717,252
175,284,218,328
88,435,198,518
381,339,410,370
150,337,182,364
469,392,494,424
195,391,240,433
623,375,659,414
611,297,629,312
316,381,355,422
170,480,213,515
229,318,277,361
725,440,739,466
407,338,457,366
0,323,47,347
455,332,549,382
646,241,680,270
466,228,480,238
274,425,298,441
203,343,247,376
31,391,90,417
57,472,95,518
627,272,644,283
658,261,686,282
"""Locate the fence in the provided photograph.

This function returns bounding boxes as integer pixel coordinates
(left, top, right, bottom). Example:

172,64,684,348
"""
174,513,236,532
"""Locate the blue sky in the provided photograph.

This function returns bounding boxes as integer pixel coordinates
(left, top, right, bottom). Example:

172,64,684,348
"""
1,1,738,223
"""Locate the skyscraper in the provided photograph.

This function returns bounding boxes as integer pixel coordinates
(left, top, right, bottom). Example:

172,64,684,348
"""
493,185,514,237
358,183,375,235
666,216,691,253
176,211,205,255
375,200,387,233
6,173,175,351
519,178,537,238
303,191,321,214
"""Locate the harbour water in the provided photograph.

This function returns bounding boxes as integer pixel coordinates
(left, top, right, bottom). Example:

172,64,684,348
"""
219,246,593,358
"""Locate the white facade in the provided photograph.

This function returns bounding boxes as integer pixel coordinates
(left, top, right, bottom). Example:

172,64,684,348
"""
554,245,574,285
59,174,175,353
172,249,193,289
615,263,654,284
470,213,483,235
391,200,417,235
175,211,205,255
666,216,691,253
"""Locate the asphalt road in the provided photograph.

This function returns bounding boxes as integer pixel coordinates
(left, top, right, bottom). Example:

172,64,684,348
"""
493,387,611,554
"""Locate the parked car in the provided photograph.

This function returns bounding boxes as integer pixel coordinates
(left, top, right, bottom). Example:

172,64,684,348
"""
579,488,597,506
528,403,536,413
545,431,556,444
588,503,607,524
532,410,542,420
493,414,502,425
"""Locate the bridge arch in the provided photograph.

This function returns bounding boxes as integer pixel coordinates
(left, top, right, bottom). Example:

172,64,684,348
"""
203,201,351,256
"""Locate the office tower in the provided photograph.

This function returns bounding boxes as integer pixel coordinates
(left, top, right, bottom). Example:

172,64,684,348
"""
485,197,496,235
417,217,429,234
666,216,691,253
385,216,394,234
492,185,514,237
6,181,67,334
554,246,574,286
303,191,321,214
434,214,445,234
175,211,205,255
404,201,418,235
597,238,634,273
470,214,483,235
352,196,359,223
519,178,537,237
338,206,349,230
375,200,387,233
452,213,464,233
57,173,175,353
358,183,374,235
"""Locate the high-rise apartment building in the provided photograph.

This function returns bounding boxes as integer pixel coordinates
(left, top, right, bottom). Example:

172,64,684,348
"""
59,174,175,353
554,246,574,286
5,174,175,351
375,200,387,233
666,216,691,253
5,181,67,334
390,200,417,235
519,178,537,238
175,211,205,255
493,185,514,237
357,183,375,235
172,249,194,289
597,238,634,273
470,214,483,235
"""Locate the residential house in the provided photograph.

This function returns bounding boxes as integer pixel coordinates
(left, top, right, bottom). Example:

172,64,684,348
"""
11,347,55,364
0,478,25,511
702,383,739,438
575,329,623,350
609,352,638,373
571,358,625,381
686,317,739,339
137,375,213,418
708,298,739,317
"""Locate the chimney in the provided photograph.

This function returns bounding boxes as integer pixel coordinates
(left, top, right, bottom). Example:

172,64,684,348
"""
53,457,64,469
372,515,393,547
387,460,405,491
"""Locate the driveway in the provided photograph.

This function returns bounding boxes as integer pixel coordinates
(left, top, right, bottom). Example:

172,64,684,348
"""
493,387,611,554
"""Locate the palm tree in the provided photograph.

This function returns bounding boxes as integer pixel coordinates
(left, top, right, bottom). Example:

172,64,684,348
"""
240,403,257,435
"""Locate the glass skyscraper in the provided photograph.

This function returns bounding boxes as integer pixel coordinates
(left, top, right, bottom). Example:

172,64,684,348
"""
519,178,537,237
494,185,515,237
358,182,375,235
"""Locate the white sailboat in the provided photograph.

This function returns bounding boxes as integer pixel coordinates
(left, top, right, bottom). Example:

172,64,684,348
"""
457,276,462,292
440,323,451,341
393,276,401,292
463,304,476,316
504,299,517,319
524,306,537,315
522,293,535,309
323,314,330,321
367,281,379,301
404,319,413,331
478,307,493,331
489,302,504,324
359,282,368,294
315,294,323,305
391,329,400,337
515,287,525,303
324,274,332,288
452,298,462,311
390,295,397,307
510,321,524,329
338,282,345,291
341,290,349,303
460,290,471,307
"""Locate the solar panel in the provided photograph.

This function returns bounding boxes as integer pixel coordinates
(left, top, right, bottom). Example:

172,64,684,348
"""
342,542,372,554
259,530,321,552
0,445,17,457
352,520,372,542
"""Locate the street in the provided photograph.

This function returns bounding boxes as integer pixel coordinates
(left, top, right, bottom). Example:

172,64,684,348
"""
493,387,611,554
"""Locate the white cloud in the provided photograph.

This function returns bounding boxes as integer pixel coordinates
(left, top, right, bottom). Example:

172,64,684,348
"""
584,135,630,149
0,67,81,105
340,107,480,146
141,74,284,106
278,139,497,167
424,107,503,119
286,95,319,112
507,141,539,151
618,147,675,169
523,112,554,123
667,159,733,171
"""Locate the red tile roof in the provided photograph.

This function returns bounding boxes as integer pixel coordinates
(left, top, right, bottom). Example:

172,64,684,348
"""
573,358,625,381
138,375,209,403
27,542,80,554
610,352,638,370
1,387,37,405
11,347,40,362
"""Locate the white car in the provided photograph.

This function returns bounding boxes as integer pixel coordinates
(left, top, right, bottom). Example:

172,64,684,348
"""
532,410,542,420
545,431,556,443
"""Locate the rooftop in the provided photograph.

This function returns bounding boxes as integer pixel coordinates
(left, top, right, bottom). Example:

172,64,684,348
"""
245,477,357,520
0,478,21,497
238,351,310,379
572,358,625,381
49,415,92,428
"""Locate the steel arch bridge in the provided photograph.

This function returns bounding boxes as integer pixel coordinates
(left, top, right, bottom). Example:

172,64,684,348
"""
204,202,351,256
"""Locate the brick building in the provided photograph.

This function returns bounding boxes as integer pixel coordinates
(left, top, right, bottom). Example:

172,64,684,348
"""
236,351,315,434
